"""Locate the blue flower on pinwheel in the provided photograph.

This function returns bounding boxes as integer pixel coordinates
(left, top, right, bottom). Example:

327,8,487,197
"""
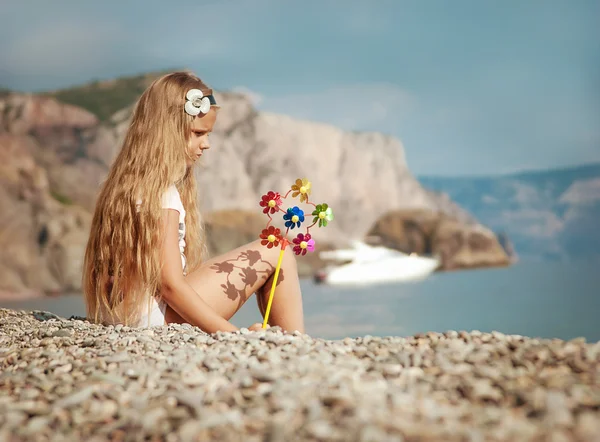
311,203,334,227
283,206,304,229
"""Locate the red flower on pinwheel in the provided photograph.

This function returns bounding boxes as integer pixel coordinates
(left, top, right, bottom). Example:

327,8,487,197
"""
292,233,315,256
259,191,283,215
259,226,282,249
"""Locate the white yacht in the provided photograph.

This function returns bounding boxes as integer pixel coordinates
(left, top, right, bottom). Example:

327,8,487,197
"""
314,241,440,286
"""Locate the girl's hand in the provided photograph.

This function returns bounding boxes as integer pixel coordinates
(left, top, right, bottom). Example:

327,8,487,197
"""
248,323,269,331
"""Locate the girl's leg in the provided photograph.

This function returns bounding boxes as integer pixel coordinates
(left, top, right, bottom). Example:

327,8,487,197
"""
165,239,304,333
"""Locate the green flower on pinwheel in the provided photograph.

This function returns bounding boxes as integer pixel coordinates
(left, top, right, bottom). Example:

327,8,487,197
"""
311,203,334,227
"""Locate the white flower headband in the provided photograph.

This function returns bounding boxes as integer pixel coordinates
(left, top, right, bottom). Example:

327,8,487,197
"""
184,88,217,116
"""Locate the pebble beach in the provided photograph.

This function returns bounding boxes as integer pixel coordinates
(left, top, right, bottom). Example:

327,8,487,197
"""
1,308,599,441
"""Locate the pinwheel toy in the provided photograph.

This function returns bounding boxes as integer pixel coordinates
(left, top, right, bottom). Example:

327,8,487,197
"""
258,178,334,329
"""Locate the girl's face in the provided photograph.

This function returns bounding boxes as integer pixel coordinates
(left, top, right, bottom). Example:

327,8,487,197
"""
187,108,217,166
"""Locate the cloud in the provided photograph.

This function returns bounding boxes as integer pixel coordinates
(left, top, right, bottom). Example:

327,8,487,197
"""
230,86,263,106
559,178,600,205
0,0,267,89
500,210,564,237
258,83,417,135
338,1,395,35
1,21,125,74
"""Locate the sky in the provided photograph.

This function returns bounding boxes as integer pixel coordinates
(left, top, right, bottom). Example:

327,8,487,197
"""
1,0,598,176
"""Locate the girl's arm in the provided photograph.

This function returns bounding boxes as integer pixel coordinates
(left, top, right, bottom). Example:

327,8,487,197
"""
159,209,239,333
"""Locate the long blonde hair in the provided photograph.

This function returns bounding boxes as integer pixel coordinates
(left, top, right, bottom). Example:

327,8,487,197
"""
83,71,211,325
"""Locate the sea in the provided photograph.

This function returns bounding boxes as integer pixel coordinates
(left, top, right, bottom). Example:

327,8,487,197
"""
2,260,599,342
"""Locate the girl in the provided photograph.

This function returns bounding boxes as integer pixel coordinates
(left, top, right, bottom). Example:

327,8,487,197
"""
82,71,305,333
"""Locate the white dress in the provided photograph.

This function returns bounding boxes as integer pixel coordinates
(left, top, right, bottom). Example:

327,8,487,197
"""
137,184,187,327
139,297,168,328
98,185,186,328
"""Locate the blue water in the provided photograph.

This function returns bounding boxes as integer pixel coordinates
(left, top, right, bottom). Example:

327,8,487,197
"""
2,261,598,342
289,260,600,341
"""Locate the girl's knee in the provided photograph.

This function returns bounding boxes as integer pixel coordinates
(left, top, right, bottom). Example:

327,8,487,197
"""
283,247,298,270
248,238,297,273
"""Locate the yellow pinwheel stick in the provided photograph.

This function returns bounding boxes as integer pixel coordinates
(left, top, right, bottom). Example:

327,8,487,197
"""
262,239,289,329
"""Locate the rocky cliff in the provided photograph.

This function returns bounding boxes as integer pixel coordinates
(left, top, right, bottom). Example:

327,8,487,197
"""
0,76,509,297
0,130,92,296
367,210,511,270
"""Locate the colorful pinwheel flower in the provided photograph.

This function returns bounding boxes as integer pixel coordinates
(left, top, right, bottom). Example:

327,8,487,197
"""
311,203,334,227
292,233,315,256
259,226,282,248
259,191,282,215
291,178,312,203
283,206,304,229
256,178,333,329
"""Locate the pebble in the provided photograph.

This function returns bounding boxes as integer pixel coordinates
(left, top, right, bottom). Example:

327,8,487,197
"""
0,308,598,441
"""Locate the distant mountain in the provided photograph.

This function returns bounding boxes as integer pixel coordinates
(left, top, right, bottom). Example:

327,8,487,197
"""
419,163,600,261
42,71,172,122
